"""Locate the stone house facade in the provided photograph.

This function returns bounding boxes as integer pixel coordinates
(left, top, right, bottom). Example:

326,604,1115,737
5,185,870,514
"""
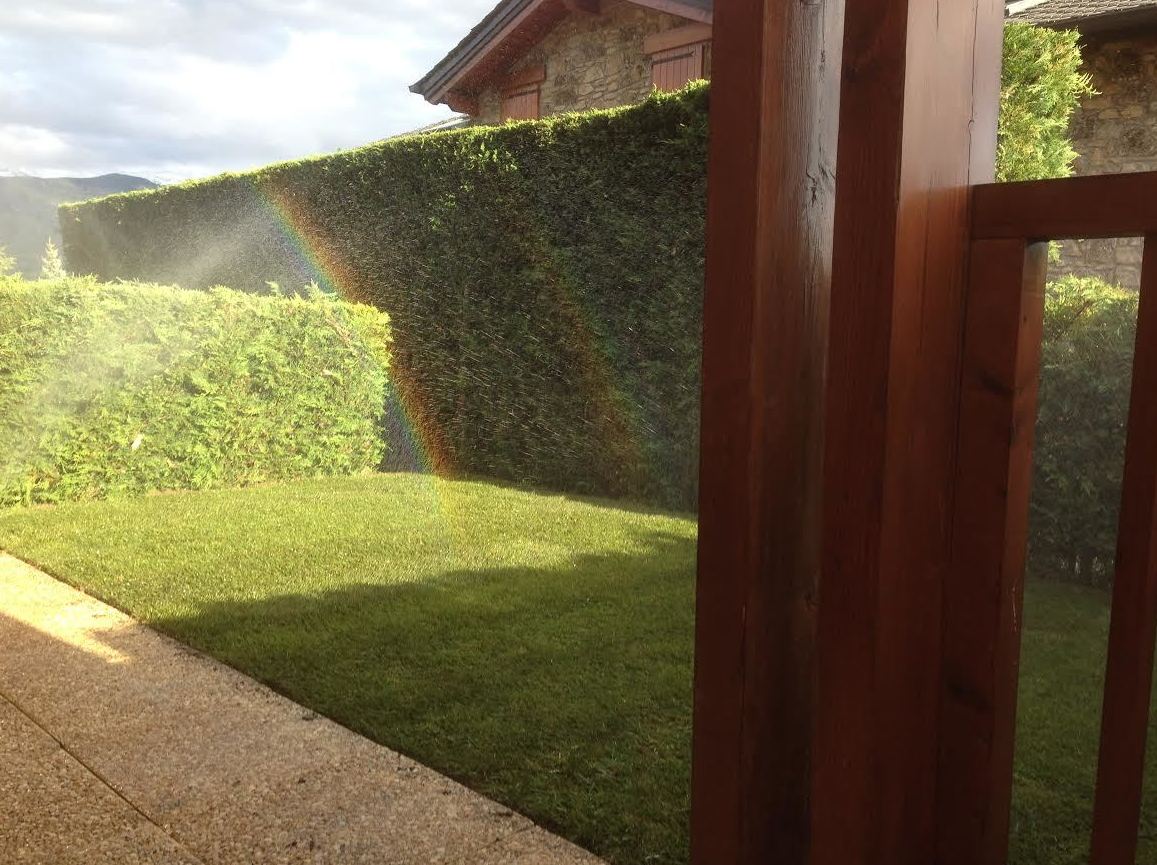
417,0,1156,287
473,0,711,124
411,0,713,124
1010,0,1157,288
1060,26,1157,287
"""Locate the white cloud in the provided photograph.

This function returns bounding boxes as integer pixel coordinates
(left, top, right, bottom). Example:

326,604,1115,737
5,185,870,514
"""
0,0,498,180
0,125,72,165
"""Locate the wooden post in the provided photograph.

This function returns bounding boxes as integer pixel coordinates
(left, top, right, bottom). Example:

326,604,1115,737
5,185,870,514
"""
1090,233,1157,865
691,0,842,861
812,1,1006,864
694,0,1005,861
937,240,1049,865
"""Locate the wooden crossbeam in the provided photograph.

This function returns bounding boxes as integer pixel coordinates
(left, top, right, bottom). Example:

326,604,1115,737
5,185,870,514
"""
973,171,1157,240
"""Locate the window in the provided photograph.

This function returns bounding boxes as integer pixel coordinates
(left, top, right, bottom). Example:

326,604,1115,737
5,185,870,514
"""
645,24,712,92
501,64,546,121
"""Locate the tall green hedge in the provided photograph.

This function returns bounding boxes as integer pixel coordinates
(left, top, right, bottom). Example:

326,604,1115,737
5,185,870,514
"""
0,276,392,507
58,26,1090,509
62,87,709,508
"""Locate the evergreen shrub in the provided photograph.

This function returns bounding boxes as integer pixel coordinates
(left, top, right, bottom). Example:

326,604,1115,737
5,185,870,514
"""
0,276,392,506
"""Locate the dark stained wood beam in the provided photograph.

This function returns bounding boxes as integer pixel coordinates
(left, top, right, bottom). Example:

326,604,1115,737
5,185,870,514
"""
973,170,1157,240
691,0,841,860
936,239,1049,865
694,0,1025,860
811,1,1006,864
1089,234,1157,865
445,92,479,116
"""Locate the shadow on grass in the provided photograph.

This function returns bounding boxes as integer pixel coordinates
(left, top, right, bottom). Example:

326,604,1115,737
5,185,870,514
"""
151,532,696,865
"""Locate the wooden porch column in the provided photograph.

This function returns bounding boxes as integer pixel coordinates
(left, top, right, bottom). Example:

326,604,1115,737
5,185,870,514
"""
812,1,1006,864
693,0,1006,862
691,0,842,861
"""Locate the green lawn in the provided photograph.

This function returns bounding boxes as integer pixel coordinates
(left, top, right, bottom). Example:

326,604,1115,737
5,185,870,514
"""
0,473,1152,864
1011,579,1157,865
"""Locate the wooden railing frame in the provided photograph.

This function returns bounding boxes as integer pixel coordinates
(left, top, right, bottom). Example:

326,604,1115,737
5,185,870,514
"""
973,171,1157,241
1089,232,1157,865
694,0,1157,860
693,0,1004,862
696,1,1157,862
936,237,1049,865
939,170,1157,865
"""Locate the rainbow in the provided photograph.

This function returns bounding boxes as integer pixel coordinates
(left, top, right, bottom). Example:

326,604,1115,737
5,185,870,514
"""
257,178,654,510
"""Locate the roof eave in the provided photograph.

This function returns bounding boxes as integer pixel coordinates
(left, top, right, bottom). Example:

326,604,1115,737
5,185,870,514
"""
411,0,540,104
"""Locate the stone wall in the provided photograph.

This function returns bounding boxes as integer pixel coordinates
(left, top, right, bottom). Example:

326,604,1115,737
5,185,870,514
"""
1056,26,1157,289
474,0,702,124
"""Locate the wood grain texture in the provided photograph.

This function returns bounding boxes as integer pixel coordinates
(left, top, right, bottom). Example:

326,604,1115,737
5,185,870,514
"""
1089,234,1157,865
936,239,1048,865
973,171,1157,240
690,0,841,861
812,1,1005,863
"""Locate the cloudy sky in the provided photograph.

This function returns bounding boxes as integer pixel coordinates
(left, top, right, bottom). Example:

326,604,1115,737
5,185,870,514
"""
0,0,496,183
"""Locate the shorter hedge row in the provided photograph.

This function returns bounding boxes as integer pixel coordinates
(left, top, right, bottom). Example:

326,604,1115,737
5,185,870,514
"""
1031,276,1136,585
0,277,392,507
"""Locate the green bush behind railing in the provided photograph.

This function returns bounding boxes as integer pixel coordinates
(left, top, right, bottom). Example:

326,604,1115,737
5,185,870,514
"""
1030,277,1137,586
0,277,392,507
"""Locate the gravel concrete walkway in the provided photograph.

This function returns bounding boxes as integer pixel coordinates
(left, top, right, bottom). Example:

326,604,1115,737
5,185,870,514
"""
0,554,605,865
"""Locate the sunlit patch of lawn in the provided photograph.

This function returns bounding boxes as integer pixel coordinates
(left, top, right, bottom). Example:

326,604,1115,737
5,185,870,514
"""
1011,577,1157,865
1,474,1153,864
0,474,697,865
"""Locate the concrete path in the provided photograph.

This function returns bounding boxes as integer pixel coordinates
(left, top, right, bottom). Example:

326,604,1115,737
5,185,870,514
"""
0,554,604,865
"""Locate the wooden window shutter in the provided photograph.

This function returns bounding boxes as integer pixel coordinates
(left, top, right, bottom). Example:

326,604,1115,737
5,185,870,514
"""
501,65,546,122
502,86,541,121
650,43,706,92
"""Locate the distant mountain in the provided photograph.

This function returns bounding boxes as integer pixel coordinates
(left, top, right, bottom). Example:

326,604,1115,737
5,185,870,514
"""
0,173,156,277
